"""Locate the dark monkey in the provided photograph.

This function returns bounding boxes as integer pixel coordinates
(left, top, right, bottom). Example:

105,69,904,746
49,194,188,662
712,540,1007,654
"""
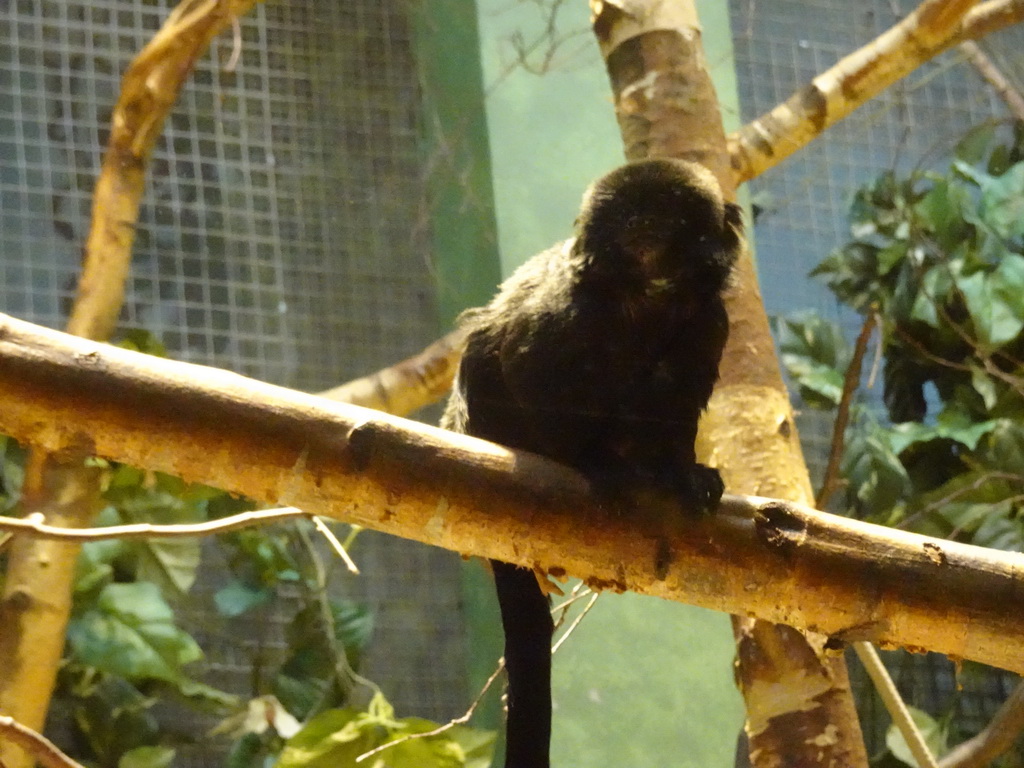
441,158,743,768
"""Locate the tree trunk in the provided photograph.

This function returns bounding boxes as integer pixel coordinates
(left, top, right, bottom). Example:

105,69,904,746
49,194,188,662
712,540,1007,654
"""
590,1,868,764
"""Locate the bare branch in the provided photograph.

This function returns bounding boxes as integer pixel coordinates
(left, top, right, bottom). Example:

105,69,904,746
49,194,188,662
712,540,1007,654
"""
0,507,307,541
1,312,1024,674
940,680,1024,768
727,0,1024,184
958,40,1024,121
319,329,465,416
817,312,877,509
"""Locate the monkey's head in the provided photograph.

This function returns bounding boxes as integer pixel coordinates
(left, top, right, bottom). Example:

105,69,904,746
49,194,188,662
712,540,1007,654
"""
575,158,742,296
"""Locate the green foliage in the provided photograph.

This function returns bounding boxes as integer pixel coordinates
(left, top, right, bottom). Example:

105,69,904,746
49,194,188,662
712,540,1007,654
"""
275,691,495,768
779,122,1024,549
68,581,203,682
119,746,176,768
1,438,460,767
62,459,480,767
274,600,375,720
773,311,851,408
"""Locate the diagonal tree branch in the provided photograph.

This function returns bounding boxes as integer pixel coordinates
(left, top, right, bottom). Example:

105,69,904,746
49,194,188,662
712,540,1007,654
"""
728,0,1024,184
1,311,1023,675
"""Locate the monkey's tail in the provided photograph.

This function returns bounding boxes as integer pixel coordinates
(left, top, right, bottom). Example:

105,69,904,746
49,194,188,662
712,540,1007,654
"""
492,559,554,768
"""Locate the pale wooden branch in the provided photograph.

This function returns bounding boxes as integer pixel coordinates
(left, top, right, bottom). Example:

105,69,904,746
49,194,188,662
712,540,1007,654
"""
1,312,1023,674
69,0,262,341
318,329,465,417
939,680,1024,768
727,0,1024,184
2,8,266,762
0,716,85,768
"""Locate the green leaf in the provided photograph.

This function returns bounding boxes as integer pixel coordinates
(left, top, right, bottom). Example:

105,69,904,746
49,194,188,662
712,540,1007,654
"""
810,243,883,311
138,538,202,595
215,579,273,617
172,677,241,710
119,746,176,768
274,696,495,768
934,502,998,535
979,419,1024,472
978,162,1024,238
275,600,375,717
274,709,380,768
973,511,1024,551
909,266,954,329
842,429,912,517
448,726,498,768
954,122,997,165
886,705,946,766
116,329,167,357
68,582,202,683
914,180,972,251
956,270,1024,347
226,732,276,768
104,482,208,594
888,411,999,455
773,312,850,408
969,364,998,411
76,511,128,596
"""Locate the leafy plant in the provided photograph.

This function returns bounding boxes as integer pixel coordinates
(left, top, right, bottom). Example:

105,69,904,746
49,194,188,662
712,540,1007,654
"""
779,121,1024,552
777,122,1024,766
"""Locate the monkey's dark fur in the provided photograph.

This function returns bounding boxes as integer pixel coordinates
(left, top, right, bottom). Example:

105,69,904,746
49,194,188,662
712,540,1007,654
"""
441,158,743,768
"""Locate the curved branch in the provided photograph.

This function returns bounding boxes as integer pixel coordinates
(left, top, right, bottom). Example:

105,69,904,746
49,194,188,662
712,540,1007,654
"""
727,0,1024,184
69,0,263,340
0,312,1023,674
0,507,306,541
939,681,1024,768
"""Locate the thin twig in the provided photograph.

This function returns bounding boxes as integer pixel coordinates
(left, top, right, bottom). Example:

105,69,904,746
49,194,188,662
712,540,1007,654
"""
355,581,599,762
854,642,939,768
817,312,877,508
311,516,360,574
0,506,307,541
355,660,506,763
551,591,600,654
224,14,242,71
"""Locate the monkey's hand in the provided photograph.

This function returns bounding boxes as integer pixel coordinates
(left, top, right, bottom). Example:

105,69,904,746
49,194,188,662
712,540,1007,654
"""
677,464,725,514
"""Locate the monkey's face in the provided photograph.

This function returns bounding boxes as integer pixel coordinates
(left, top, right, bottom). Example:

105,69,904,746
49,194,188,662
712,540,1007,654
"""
578,159,742,296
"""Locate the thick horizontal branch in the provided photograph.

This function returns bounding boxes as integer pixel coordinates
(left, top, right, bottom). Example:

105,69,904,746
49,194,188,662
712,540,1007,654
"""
1,312,1023,673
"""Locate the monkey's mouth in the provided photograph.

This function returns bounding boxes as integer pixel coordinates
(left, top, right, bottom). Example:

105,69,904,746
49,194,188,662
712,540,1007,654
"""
631,240,677,285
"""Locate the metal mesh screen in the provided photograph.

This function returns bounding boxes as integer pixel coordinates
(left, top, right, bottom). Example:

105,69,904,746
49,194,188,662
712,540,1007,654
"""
730,0,1023,483
0,0,469,758
730,0,1023,752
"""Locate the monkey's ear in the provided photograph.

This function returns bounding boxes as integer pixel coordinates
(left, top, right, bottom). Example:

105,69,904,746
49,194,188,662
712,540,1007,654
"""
725,202,744,228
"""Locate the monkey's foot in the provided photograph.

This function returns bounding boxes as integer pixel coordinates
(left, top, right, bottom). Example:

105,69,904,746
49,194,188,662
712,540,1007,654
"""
678,464,724,514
